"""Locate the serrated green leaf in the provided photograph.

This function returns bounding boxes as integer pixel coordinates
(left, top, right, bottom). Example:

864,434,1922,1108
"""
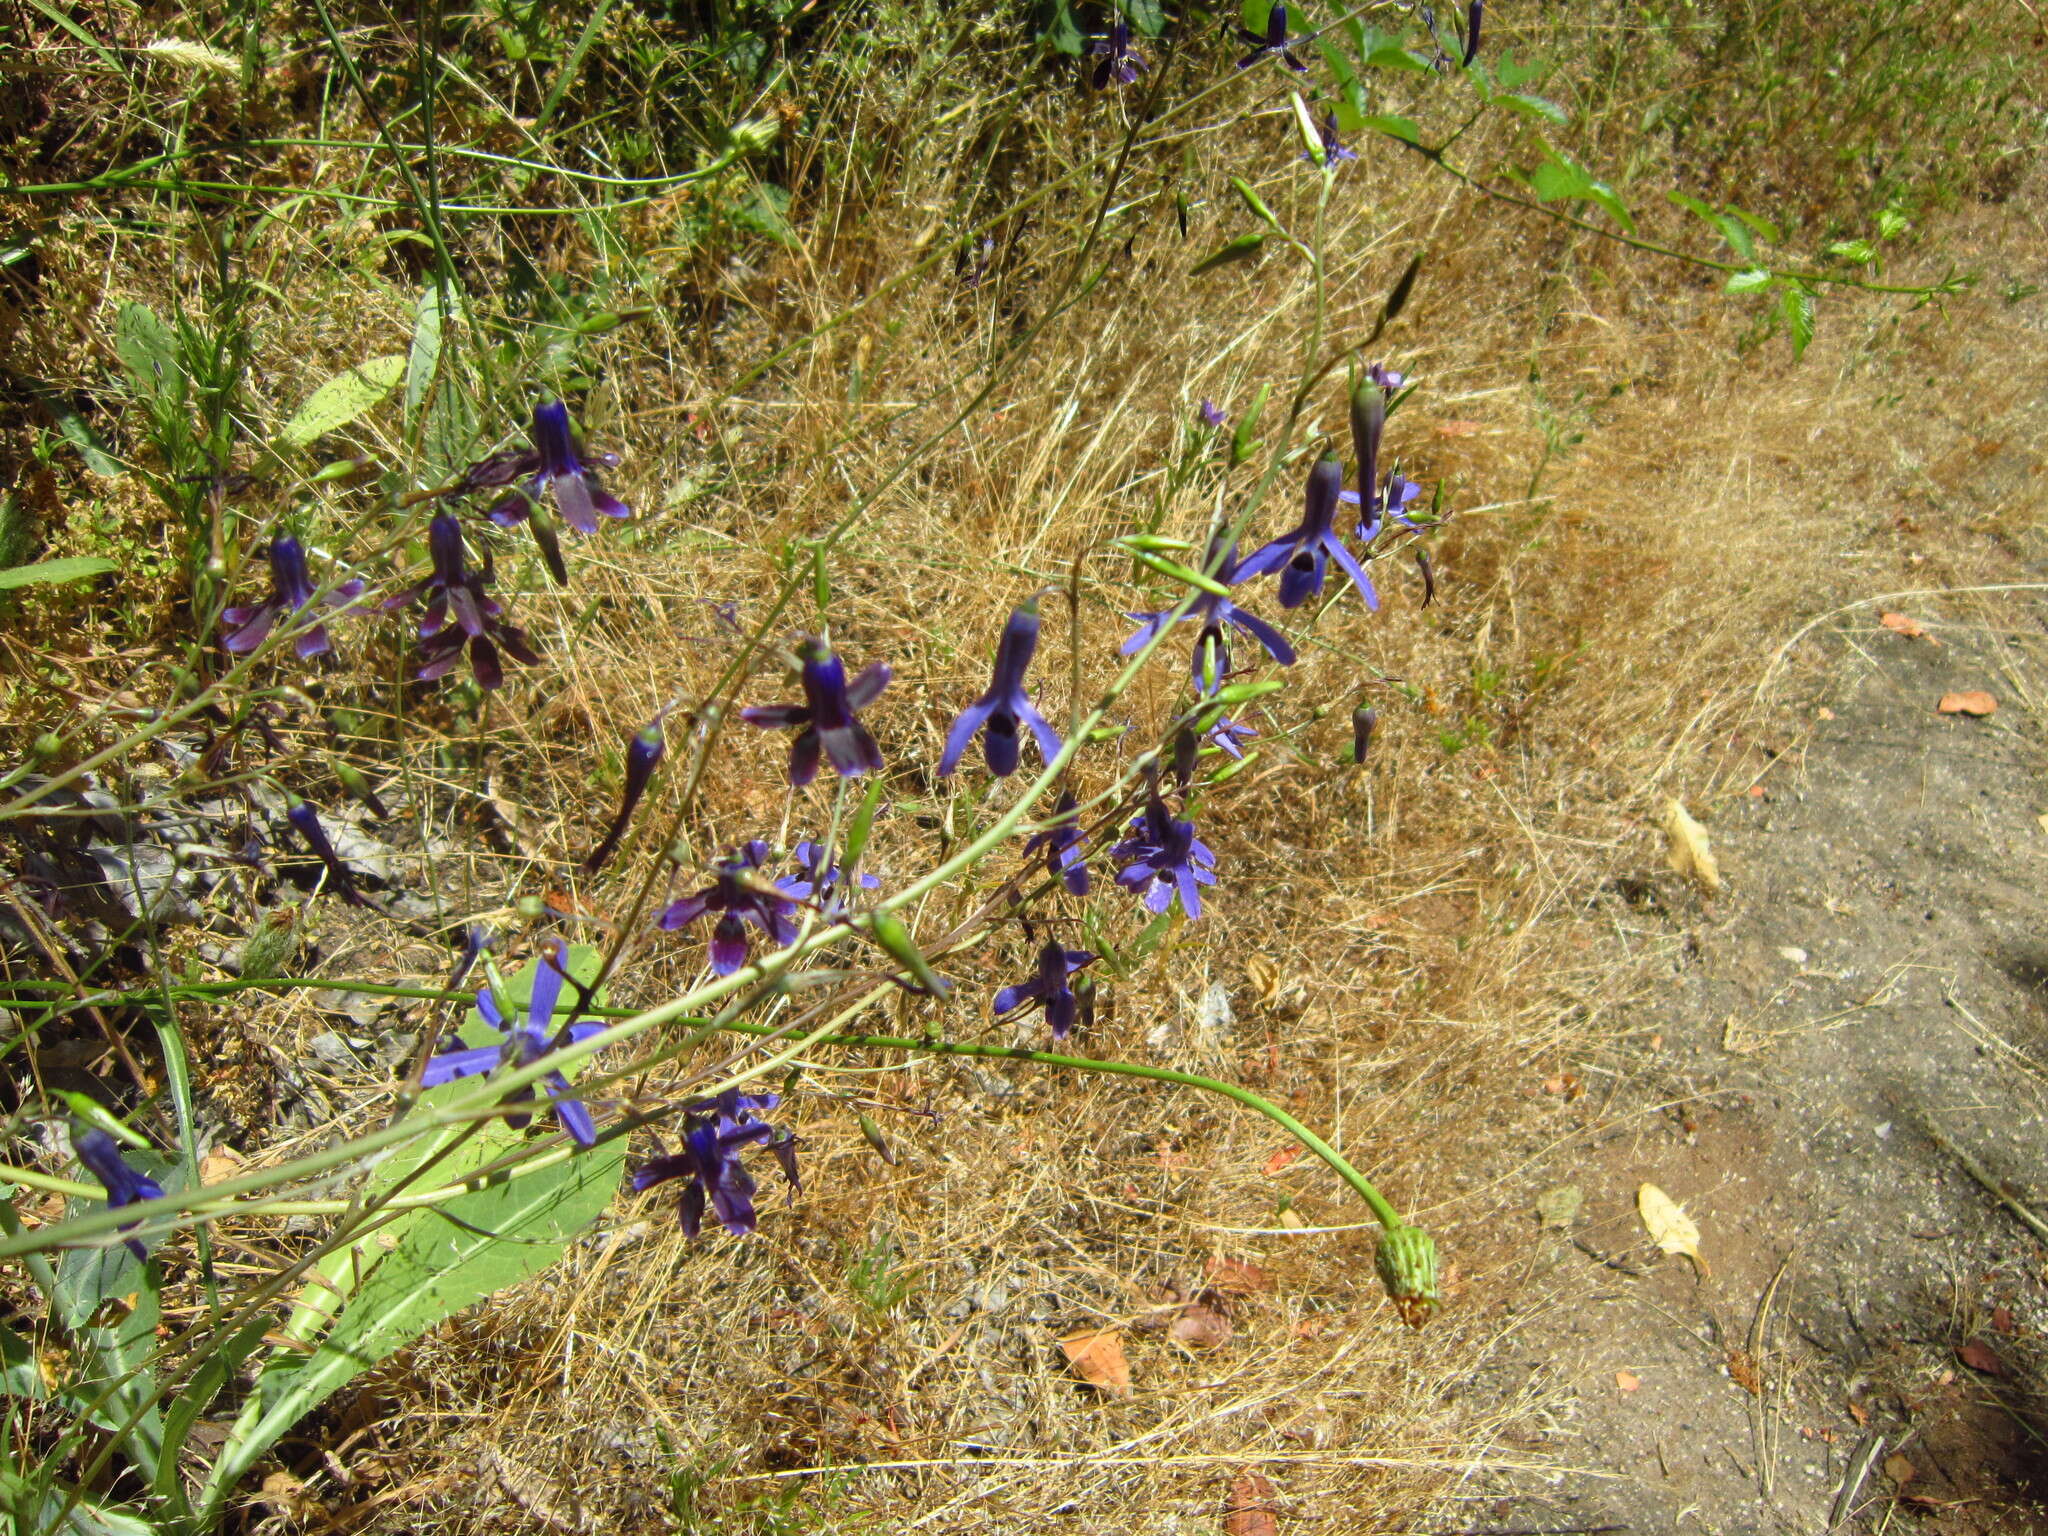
1724,268,1775,294
0,557,116,591
1876,207,1909,240
1117,0,1165,35
1358,25,1430,72
732,184,796,247
1583,178,1636,234
1826,239,1876,264
1712,212,1756,263
1528,157,1592,203
280,354,408,449
1492,49,1548,91
1780,284,1816,360
1494,92,1569,124
1190,231,1265,276
1359,113,1422,145
113,303,182,408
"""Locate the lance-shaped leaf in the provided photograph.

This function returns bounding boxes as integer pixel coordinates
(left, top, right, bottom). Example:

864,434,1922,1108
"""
280,354,408,448
1191,232,1266,277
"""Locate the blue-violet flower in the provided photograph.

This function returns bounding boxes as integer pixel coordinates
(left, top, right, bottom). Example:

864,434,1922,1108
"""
1024,790,1090,895
741,638,889,786
73,1127,164,1261
1233,454,1379,611
995,939,1098,1040
586,713,666,872
487,401,630,535
222,535,364,660
1126,536,1298,692
1111,793,1217,919
1236,3,1310,70
1088,15,1147,87
940,603,1062,777
659,841,799,975
631,1090,799,1238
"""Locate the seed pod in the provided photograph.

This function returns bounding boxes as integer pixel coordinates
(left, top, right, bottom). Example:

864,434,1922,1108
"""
870,912,951,997
1171,726,1199,787
858,1112,898,1166
1374,1224,1441,1328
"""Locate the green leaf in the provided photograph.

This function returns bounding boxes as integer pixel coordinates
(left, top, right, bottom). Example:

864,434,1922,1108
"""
1728,205,1783,247
0,557,116,591
44,397,124,478
732,184,796,247
1826,239,1876,264
1876,206,1909,240
1582,178,1636,234
0,1319,44,1400
1494,92,1569,125
0,1464,155,1536
1127,907,1176,964
1357,24,1430,72
1724,268,1775,294
1317,39,1369,133
279,354,408,449
1117,0,1165,35
1779,283,1816,360
1190,231,1265,276
1713,213,1756,263
113,302,182,408
1043,0,1084,55
1359,113,1422,145
1527,149,1634,232
405,281,458,433
1491,49,1549,91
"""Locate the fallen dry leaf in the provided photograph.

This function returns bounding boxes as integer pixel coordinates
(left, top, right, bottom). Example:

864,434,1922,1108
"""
1661,798,1722,894
1637,1182,1710,1276
1727,1349,1762,1395
1263,1145,1304,1176
1958,1339,2009,1377
1937,689,1997,717
1534,1184,1582,1230
1433,418,1483,438
1206,1256,1272,1295
199,1147,243,1183
1992,1306,2015,1336
1885,1453,1918,1487
1059,1328,1131,1397
1847,1397,1870,1426
1223,1472,1280,1536
1276,1207,1308,1230
1169,1300,1233,1351
1615,1370,1642,1392
1880,611,1929,639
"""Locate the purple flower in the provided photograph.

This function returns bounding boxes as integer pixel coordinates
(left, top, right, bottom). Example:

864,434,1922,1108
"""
1088,15,1147,87
1205,714,1258,759
1353,704,1378,763
486,401,630,535
1355,472,1425,544
420,937,606,1146
1111,793,1217,919
381,512,541,690
72,1127,164,1261
741,638,890,786
632,1090,799,1238
1200,398,1227,428
285,798,369,907
1233,454,1378,611
1122,537,1297,695
586,713,666,873
659,841,799,975
995,938,1097,1040
1024,789,1090,895
939,604,1062,777
222,535,364,660
776,839,880,915
1303,113,1359,167
1236,3,1310,70
1461,0,1484,67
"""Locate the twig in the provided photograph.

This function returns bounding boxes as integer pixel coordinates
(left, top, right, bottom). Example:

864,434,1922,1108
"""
1919,1119,2048,1244
1827,1432,1886,1533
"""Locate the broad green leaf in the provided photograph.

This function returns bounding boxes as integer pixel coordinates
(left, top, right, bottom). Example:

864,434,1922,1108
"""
732,184,796,247
0,1319,44,1399
1360,113,1422,145
1358,25,1429,72
279,354,407,449
1667,190,1717,223
0,1465,155,1536
0,557,116,591
1780,284,1816,360
1494,92,1569,125
219,1133,624,1502
1528,158,1592,203
1044,0,1083,55
1317,39,1369,133
1492,50,1549,91
1826,239,1876,264
1117,0,1165,35
404,281,458,433
1713,213,1756,263
1724,267,1775,294
1582,178,1637,234
1190,231,1265,276
113,302,182,408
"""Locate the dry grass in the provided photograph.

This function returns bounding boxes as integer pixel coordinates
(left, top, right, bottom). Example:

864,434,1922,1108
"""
4,4,2045,1532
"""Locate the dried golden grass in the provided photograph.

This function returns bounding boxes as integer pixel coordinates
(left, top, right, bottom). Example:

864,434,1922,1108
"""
10,12,2046,1533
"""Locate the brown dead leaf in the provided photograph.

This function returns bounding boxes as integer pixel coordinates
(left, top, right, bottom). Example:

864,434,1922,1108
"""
1991,1306,2015,1336
1879,611,1929,640
1615,1370,1642,1392
1263,1145,1304,1176
1937,689,1998,717
1847,1398,1870,1426
1059,1328,1131,1397
1727,1349,1762,1395
1223,1471,1280,1536
1433,419,1483,438
1169,1300,1234,1351
1885,1453,1918,1487
199,1146,243,1183
1206,1256,1272,1295
1958,1339,2009,1377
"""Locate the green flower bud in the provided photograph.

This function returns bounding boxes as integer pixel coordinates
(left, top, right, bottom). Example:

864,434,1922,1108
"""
1374,1224,1440,1328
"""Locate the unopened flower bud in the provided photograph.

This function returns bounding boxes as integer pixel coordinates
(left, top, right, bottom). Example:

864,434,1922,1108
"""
1374,1224,1440,1327
1352,705,1377,765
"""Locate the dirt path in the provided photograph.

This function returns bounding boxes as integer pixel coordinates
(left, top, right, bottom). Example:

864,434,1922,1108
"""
1457,596,2048,1535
